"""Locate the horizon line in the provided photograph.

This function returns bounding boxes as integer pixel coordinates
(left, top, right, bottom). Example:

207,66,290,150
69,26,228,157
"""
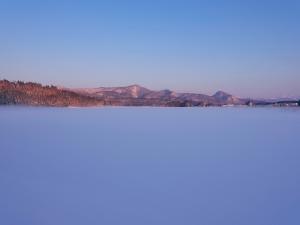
1,78,300,101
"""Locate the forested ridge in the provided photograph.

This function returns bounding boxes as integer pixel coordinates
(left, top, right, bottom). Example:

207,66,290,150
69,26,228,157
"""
0,80,103,106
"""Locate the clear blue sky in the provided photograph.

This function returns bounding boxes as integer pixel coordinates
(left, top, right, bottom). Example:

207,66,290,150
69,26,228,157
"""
0,0,299,98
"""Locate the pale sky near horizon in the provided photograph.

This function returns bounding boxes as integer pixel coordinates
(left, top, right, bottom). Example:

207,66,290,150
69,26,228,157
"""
0,0,299,98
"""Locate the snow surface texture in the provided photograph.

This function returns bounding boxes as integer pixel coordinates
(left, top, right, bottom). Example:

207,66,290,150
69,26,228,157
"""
0,106,300,225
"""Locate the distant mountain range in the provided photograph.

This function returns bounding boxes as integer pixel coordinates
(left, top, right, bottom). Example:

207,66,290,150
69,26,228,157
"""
68,84,248,106
1,79,299,107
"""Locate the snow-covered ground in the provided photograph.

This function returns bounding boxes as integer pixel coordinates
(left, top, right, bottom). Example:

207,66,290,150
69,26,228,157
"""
0,106,299,225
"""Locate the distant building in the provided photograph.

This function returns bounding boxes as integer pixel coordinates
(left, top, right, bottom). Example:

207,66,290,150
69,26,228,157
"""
246,100,254,106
